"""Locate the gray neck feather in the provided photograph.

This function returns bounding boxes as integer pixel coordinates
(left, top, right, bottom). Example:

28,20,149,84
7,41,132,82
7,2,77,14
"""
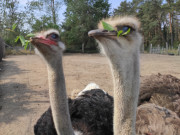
108,50,140,135
46,54,74,135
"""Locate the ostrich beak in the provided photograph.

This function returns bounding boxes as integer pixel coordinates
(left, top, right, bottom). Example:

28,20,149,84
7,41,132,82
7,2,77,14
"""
88,29,117,37
30,37,58,46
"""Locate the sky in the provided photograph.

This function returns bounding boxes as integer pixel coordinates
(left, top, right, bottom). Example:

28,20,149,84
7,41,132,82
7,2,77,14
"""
18,0,123,9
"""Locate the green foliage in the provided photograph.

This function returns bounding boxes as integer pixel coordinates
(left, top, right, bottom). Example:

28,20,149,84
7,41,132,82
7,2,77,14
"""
19,36,26,46
12,24,17,31
5,24,17,33
31,16,60,32
113,0,136,16
61,0,110,52
0,0,27,46
15,35,31,50
5,23,33,50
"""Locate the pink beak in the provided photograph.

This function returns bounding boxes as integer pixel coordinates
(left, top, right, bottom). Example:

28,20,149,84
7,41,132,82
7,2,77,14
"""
31,37,58,46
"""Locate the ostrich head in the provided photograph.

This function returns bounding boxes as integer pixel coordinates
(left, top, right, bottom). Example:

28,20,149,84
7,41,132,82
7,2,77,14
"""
31,29,65,62
88,16,142,60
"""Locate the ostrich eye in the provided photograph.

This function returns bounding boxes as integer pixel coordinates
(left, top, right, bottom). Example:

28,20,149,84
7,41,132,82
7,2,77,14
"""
122,26,129,33
47,33,60,41
117,26,132,37
51,33,59,39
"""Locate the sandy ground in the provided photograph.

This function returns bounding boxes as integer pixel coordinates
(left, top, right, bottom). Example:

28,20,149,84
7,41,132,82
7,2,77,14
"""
0,54,180,135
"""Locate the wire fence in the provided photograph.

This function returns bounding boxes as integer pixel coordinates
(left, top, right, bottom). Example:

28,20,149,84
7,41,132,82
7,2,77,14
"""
149,43,180,55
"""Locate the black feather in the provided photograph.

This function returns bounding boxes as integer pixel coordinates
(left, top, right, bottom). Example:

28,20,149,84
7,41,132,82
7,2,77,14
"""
34,89,113,135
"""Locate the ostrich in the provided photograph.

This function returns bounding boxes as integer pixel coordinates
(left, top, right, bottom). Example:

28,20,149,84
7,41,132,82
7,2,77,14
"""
139,73,180,117
136,73,180,135
89,16,142,135
31,29,113,135
136,103,180,135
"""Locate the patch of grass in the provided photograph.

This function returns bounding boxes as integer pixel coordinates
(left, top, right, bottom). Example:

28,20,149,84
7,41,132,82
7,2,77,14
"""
5,49,35,55
167,49,179,55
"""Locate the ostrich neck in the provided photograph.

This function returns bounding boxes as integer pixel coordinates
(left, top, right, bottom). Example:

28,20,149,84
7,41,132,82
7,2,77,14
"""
46,55,74,135
110,52,140,135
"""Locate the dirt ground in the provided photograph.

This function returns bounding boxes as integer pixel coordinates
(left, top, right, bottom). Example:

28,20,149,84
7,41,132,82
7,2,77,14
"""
0,54,180,135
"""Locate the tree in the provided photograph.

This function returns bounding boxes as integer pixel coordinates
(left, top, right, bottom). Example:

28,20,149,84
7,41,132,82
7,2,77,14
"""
24,0,63,33
165,0,174,48
138,0,164,48
113,0,136,16
39,0,63,25
62,0,110,52
31,16,60,32
113,0,180,51
0,0,26,45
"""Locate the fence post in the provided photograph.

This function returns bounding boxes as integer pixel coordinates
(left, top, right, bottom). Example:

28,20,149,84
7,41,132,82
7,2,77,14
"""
82,43,84,53
166,42,168,54
157,45,160,54
149,44,152,54
161,47,163,54
178,44,180,55
140,44,144,53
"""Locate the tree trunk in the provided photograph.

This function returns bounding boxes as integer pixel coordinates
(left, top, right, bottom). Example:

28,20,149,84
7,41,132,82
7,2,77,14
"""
51,0,56,25
169,11,173,49
82,43,84,53
158,20,166,45
82,39,89,53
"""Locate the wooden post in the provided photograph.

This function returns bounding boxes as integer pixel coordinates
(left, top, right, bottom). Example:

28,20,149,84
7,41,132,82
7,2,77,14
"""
140,43,144,53
161,47,163,54
82,43,84,53
163,48,165,54
178,44,180,55
0,37,6,61
166,42,168,54
149,44,152,54
157,45,160,54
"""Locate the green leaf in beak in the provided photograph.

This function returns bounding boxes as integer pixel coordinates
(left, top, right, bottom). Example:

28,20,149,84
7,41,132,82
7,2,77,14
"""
102,21,115,31
117,30,123,37
26,33,35,38
122,28,131,36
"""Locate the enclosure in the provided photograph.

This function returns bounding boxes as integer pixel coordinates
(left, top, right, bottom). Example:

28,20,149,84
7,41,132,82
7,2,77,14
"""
0,54,180,134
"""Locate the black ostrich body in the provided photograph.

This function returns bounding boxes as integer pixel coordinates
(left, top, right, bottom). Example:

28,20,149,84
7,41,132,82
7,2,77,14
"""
34,89,113,135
